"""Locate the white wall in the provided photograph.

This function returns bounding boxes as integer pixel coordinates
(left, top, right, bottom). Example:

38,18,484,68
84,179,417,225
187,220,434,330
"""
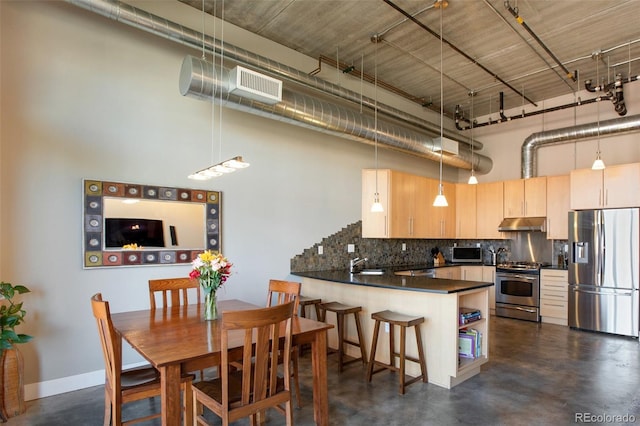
0,0,447,398
3,0,640,400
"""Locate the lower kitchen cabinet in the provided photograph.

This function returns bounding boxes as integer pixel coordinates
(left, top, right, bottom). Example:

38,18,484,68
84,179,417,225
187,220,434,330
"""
540,269,568,325
482,266,496,315
435,266,461,280
458,266,496,315
460,265,483,281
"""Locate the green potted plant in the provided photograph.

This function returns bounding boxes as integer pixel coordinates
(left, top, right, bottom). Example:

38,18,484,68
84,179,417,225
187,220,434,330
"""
0,281,32,422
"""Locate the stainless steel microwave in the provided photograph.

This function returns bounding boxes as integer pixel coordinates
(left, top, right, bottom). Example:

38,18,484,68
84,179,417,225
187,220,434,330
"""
451,247,483,263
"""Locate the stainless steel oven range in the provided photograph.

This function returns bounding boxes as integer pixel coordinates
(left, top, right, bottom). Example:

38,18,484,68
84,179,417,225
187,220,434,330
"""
495,261,547,322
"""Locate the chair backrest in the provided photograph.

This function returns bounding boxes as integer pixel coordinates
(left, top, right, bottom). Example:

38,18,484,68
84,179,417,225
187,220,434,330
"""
148,277,201,309
221,301,295,411
266,280,301,314
91,293,120,395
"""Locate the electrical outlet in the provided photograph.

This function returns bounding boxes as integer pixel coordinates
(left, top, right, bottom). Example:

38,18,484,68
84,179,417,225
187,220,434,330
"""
347,244,355,253
402,243,407,251
318,245,323,255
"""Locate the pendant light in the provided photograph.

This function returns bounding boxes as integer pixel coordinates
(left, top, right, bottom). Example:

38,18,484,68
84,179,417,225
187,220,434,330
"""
371,39,384,213
592,55,605,170
433,0,448,207
188,0,249,181
468,90,478,185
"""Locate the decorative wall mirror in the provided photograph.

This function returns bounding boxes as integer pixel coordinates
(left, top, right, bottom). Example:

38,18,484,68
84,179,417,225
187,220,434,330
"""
83,179,221,268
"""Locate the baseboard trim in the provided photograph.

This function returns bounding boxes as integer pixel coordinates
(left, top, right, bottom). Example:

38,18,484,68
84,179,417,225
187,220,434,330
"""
24,361,148,401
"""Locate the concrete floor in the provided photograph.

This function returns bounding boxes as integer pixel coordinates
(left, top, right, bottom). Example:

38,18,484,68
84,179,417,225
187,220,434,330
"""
9,316,640,425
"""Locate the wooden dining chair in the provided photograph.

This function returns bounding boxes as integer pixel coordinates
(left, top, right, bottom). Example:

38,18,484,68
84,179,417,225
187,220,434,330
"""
148,277,201,309
91,293,194,426
266,279,302,408
192,301,296,426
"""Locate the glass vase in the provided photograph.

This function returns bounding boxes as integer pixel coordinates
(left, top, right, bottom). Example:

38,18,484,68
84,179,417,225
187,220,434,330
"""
203,291,218,321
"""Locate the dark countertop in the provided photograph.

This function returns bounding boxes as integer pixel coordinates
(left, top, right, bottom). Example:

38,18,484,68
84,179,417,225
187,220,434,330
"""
292,267,494,294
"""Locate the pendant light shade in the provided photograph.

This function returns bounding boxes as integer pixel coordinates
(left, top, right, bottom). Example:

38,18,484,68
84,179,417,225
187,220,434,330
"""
433,183,448,207
592,153,605,170
371,193,384,212
468,174,479,185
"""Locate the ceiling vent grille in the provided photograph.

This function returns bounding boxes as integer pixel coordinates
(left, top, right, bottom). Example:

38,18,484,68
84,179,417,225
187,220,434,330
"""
229,66,282,104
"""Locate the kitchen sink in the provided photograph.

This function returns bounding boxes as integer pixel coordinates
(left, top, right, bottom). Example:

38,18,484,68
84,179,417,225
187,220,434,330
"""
394,269,435,277
354,268,385,275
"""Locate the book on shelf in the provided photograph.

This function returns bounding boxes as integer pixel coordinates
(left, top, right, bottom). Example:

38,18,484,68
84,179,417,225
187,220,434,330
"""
458,328,482,359
459,307,482,325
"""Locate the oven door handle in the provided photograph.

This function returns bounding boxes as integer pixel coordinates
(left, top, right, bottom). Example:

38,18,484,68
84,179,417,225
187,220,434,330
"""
497,273,537,281
498,305,538,314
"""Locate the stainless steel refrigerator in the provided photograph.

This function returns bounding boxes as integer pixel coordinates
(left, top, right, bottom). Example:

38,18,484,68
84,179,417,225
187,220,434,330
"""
568,208,639,337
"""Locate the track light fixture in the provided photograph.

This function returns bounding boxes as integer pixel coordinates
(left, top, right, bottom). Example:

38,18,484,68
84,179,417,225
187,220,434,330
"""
188,156,250,180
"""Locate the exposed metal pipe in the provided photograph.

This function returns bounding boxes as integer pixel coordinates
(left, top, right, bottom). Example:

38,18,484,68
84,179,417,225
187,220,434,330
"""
504,1,576,83
585,73,630,116
65,0,484,154
179,56,493,173
521,114,640,178
383,0,538,107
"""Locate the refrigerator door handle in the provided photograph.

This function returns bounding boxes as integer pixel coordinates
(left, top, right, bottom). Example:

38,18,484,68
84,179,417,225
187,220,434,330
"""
597,212,604,286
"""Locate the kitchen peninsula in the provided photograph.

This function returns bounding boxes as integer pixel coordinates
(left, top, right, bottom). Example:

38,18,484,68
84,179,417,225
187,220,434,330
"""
292,268,493,389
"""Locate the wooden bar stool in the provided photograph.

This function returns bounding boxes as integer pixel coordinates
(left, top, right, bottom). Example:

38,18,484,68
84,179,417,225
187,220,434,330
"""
299,296,322,320
318,301,367,372
298,296,322,356
366,310,427,395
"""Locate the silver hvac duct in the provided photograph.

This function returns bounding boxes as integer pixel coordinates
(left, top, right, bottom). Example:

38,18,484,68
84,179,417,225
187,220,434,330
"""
180,56,492,172
522,114,640,178
66,0,491,173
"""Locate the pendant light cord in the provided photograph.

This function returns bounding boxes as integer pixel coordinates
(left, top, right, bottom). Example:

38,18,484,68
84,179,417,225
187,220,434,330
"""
374,41,379,197
438,2,444,191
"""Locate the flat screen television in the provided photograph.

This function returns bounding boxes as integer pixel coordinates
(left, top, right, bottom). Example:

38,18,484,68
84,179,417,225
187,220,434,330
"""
105,218,165,248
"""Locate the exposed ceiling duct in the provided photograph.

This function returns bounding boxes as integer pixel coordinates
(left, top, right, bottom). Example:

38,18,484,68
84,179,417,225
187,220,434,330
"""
179,56,492,173
66,0,491,173
521,114,640,178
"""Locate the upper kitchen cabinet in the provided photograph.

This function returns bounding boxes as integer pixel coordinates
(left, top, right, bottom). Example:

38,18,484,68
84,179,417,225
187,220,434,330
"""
503,177,547,218
362,169,390,238
476,181,506,239
361,169,430,239
455,183,477,239
570,163,640,210
546,174,570,240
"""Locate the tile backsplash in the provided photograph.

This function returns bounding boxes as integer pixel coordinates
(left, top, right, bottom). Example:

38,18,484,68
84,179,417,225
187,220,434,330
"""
288,221,546,272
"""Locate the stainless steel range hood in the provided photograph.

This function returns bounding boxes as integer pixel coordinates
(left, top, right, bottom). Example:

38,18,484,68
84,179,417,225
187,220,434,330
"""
498,217,547,232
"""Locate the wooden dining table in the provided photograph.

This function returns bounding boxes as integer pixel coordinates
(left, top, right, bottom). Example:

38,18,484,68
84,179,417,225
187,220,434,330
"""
111,299,333,426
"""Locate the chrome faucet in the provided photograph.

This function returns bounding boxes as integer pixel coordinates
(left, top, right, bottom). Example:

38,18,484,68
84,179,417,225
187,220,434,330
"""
350,257,368,273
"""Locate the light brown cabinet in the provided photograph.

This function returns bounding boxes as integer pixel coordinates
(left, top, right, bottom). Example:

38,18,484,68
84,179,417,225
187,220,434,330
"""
546,174,570,240
503,177,547,218
482,266,496,315
460,266,483,281
476,181,506,239
362,169,458,239
455,183,477,239
540,269,568,325
434,266,461,280
570,163,640,210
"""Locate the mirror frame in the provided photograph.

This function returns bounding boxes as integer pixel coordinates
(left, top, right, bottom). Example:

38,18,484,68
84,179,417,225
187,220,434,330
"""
83,179,220,268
